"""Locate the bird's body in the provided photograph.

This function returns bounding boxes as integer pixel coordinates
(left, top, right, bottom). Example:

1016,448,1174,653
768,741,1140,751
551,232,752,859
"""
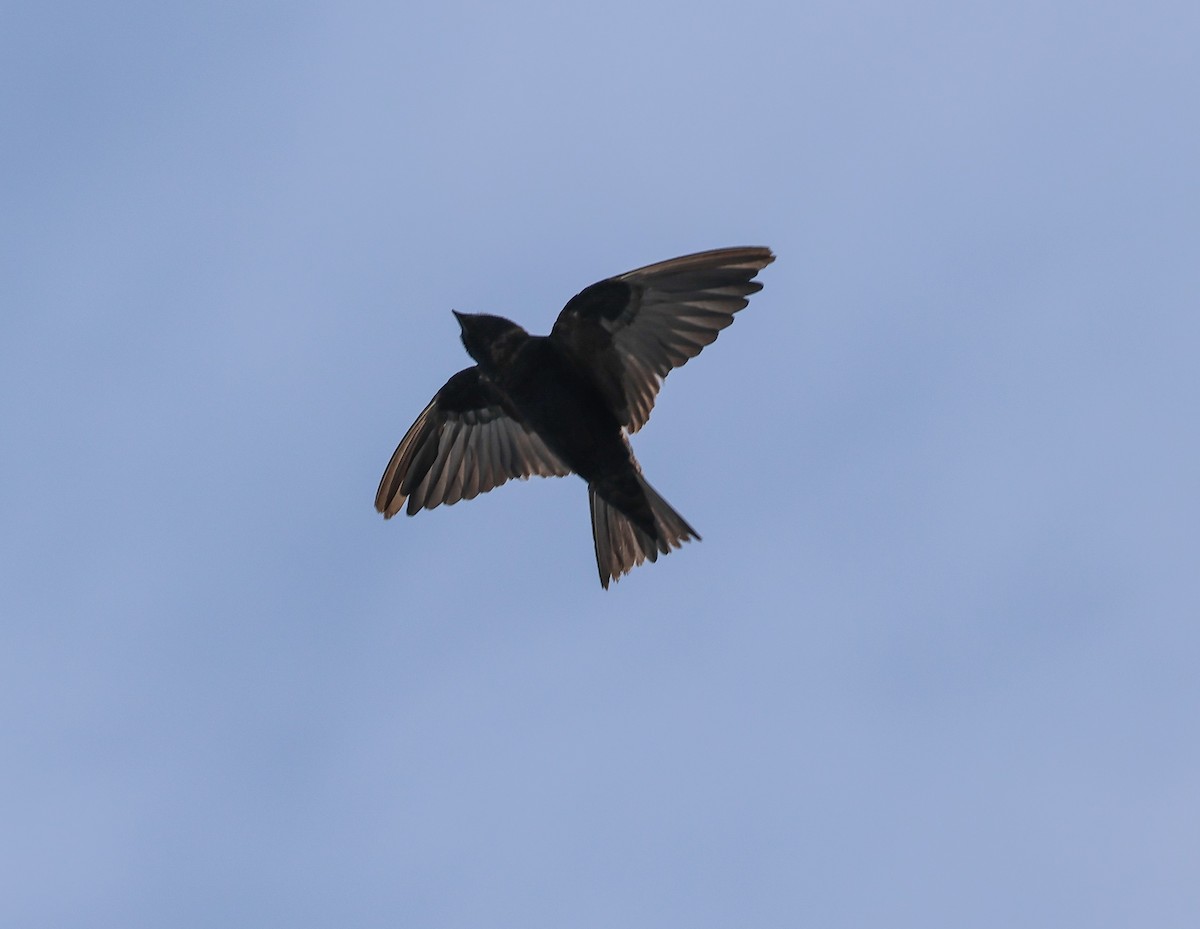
476,332,656,534
375,246,775,587
486,334,624,482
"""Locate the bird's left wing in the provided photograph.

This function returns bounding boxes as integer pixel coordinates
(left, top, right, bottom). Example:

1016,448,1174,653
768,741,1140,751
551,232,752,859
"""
375,366,570,518
550,247,775,432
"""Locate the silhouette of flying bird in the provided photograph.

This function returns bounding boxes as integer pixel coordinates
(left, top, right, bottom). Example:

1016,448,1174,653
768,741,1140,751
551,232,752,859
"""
375,246,775,588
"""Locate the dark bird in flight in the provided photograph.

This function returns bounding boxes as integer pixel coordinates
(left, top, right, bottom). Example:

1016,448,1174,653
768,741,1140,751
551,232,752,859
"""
375,246,775,588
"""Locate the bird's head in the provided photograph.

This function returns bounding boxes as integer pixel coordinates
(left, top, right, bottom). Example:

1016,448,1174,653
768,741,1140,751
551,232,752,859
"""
453,311,528,374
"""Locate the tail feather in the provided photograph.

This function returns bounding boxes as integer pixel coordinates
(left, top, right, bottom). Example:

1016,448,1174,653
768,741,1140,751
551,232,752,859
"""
589,477,699,588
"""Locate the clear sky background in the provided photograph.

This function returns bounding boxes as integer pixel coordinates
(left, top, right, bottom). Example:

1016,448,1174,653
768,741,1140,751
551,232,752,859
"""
3,1,1198,926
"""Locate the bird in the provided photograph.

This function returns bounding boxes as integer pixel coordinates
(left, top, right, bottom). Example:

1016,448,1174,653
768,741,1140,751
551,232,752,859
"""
375,246,775,588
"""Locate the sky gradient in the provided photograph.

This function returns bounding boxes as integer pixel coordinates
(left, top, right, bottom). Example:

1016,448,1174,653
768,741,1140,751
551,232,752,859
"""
4,1,1199,926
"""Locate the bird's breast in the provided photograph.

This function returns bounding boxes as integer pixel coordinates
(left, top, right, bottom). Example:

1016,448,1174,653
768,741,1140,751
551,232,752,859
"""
498,338,628,480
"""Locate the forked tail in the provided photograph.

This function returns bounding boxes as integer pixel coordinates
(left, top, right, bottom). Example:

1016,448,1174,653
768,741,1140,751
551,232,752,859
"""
588,476,699,588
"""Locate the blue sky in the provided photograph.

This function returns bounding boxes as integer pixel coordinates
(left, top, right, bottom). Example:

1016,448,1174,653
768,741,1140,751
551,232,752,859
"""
3,1,1198,926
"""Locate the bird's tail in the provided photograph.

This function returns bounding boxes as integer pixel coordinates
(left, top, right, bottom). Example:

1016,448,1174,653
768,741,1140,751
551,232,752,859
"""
588,476,699,589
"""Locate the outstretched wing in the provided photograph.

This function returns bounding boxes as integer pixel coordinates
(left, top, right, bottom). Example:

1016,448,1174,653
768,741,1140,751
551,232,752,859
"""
550,246,775,432
375,367,570,518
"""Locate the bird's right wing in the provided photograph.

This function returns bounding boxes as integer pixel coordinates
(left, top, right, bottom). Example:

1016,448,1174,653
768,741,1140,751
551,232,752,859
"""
375,366,571,518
